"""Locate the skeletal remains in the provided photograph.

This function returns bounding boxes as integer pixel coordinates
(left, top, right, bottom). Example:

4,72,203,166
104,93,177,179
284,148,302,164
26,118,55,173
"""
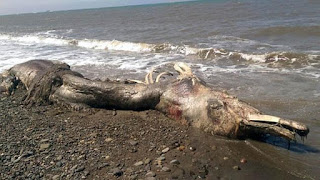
0,60,309,141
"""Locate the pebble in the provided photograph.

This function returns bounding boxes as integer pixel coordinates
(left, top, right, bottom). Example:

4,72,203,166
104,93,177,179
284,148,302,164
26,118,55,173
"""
145,171,156,177
128,140,138,146
233,166,241,170
22,151,34,158
83,171,90,176
98,163,109,169
161,147,170,153
157,156,166,161
39,143,50,151
223,157,229,160
162,167,171,172
240,158,247,163
144,164,151,171
105,138,113,143
170,159,180,165
110,168,123,177
75,166,85,172
112,109,117,116
134,161,144,166
70,165,78,171
189,146,196,151
177,146,185,151
144,158,151,164
40,139,50,143
56,161,63,167
56,155,63,161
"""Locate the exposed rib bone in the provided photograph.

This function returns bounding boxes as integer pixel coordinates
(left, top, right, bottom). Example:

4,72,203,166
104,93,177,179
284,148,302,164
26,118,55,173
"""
145,72,150,84
149,67,154,84
155,72,173,83
173,62,193,78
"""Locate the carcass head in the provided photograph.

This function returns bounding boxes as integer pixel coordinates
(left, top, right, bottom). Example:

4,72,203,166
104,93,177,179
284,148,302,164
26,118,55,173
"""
156,62,309,140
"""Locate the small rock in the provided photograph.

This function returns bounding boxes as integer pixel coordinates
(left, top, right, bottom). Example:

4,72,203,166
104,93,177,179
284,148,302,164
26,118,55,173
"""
240,158,247,163
162,147,170,153
98,163,109,169
144,164,151,171
56,155,63,161
189,146,196,151
83,171,90,176
22,151,34,158
223,157,229,160
157,156,166,161
52,175,60,180
144,158,151,164
162,166,171,172
105,155,110,160
211,145,217,151
129,148,137,153
75,166,85,172
134,161,144,166
40,139,50,143
71,165,78,171
128,140,138,146
56,161,63,167
170,159,180,165
105,138,113,143
145,171,156,177
233,166,241,170
110,168,123,177
12,156,21,163
177,146,185,151
39,143,50,151
112,110,117,116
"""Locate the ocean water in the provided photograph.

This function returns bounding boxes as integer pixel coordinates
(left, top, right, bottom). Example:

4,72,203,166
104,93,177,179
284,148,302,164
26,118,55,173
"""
0,0,319,178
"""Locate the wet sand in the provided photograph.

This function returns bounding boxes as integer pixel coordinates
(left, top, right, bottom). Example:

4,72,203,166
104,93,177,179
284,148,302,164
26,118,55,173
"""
0,88,314,179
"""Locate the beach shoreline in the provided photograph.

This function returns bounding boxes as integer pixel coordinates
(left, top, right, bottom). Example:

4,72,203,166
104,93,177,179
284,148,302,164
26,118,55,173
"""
0,88,309,179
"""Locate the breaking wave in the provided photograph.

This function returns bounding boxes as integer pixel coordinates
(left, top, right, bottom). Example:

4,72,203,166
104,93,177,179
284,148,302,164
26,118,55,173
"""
0,33,319,69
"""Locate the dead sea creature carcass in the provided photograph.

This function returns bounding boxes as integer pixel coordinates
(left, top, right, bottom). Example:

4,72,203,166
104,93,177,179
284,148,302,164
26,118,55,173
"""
0,60,309,140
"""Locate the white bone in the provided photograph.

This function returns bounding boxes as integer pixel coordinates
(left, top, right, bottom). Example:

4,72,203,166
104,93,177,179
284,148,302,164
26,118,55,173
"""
155,72,172,83
248,114,280,123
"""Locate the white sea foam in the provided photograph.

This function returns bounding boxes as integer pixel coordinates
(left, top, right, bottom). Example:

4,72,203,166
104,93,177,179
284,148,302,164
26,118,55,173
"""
1,33,320,79
0,33,160,53
237,53,267,62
